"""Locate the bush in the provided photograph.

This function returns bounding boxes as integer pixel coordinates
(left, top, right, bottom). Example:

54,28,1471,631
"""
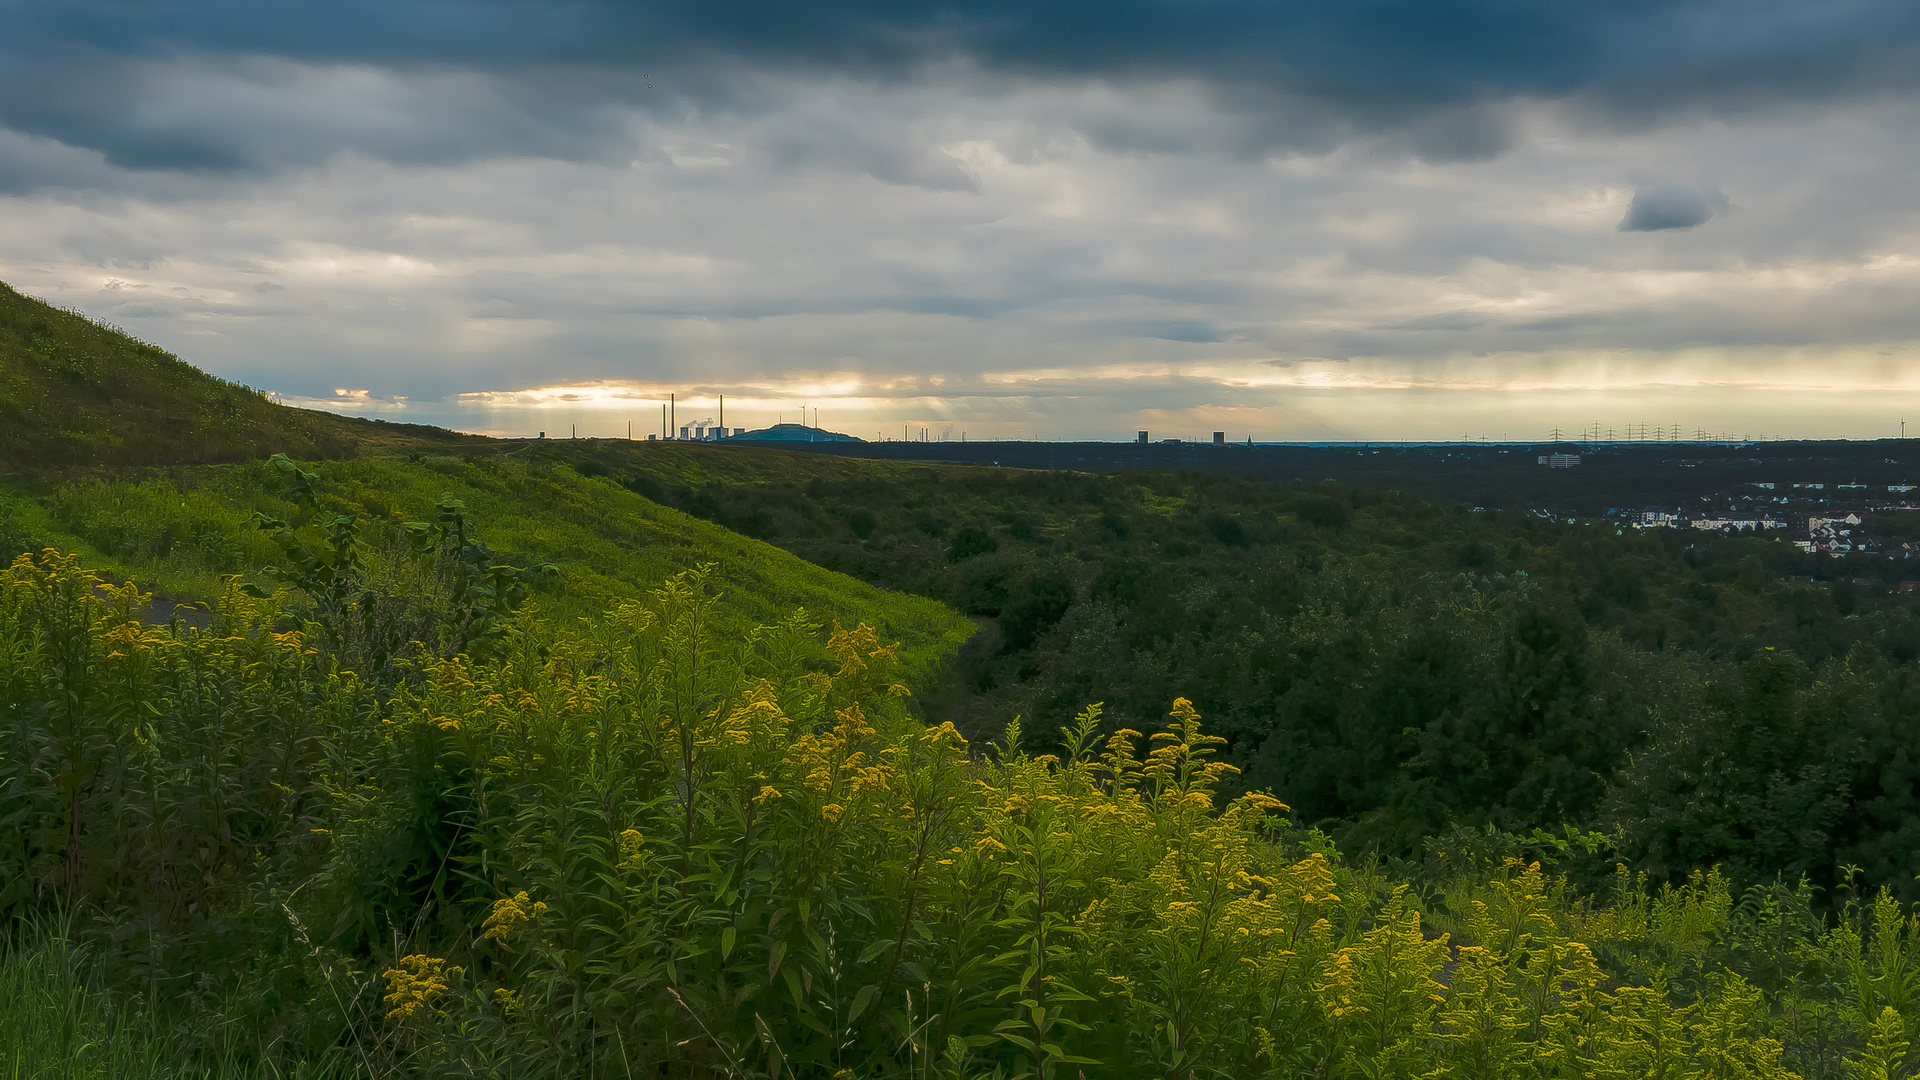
5,547,1918,1078
1295,494,1352,528
1204,514,1248,547
947,526,998,562
1000,568,1074,651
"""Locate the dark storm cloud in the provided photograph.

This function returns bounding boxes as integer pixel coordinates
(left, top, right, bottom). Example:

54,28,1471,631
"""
2,0,1918,173
1619,183,1729,231
0,49,643,174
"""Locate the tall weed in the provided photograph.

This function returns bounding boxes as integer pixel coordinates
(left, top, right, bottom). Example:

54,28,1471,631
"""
3,544,1918,1077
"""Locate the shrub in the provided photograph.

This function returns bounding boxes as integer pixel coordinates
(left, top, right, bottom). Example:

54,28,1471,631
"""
4,545,1905,1078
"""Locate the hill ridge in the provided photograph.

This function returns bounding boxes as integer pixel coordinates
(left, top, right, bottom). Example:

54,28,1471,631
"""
0,280,475,470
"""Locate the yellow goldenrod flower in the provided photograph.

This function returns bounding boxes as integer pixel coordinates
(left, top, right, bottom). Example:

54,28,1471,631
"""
382,955,461,1023
618,829,647,866
481,891,548,943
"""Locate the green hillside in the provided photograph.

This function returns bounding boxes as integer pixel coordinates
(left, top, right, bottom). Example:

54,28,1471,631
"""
0,282,474,469
0,275,971,684
9,284,1920,1080
0,452,974,686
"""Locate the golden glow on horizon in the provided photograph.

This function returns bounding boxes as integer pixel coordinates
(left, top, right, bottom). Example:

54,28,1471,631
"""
277,340,1920,444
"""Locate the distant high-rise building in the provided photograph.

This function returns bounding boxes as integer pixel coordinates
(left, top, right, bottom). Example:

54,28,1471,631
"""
1212,432,1225,446
1137,431,1149,444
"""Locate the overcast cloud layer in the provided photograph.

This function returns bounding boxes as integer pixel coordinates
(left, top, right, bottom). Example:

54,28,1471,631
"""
3,0,1919,440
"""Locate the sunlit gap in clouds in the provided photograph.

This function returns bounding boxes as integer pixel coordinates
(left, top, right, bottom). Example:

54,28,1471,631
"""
281,341,1920,444
277,380,1034,442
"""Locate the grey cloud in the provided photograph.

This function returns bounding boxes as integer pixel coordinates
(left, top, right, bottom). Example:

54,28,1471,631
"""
1400,104,1518,163
1086,319,1225,343
6,69,1920,435
1619,183,1729,231
754,97,980,190
1388,311,1488,332
2,0,1919,180
0,51,643,177
1514,315,1600,332
16,0,1920,112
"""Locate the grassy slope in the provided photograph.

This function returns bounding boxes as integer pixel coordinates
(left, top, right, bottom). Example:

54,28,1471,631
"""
1,452,974,685
0,282,475,469
0,278,973,681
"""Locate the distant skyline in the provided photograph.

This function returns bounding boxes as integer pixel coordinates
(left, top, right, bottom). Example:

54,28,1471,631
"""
4,0,1920,441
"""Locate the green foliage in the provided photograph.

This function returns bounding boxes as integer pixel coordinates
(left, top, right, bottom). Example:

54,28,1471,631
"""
1,929,344,1079
532,441,1920,904
250,455,556,677
11,546,1920,1079
0,453,974,690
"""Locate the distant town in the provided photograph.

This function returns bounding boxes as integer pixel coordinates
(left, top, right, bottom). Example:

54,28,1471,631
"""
693,436,1920,571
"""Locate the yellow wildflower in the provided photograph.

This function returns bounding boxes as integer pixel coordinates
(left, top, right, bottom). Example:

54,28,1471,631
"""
822,803,844,822
481,891,548,943
382,954,461,1022
1241,791,1290,813
618,829,647,866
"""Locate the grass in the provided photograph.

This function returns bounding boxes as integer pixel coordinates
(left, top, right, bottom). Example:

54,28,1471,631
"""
0,450,976,687
0,931,304,1080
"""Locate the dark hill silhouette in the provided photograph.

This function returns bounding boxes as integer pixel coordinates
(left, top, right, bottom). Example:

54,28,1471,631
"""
726,422,862,443
0,281,476,470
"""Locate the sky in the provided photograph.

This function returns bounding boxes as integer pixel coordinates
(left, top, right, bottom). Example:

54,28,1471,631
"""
3,0,1920,442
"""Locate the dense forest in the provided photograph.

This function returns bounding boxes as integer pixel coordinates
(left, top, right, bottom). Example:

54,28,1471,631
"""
552,441,1920,900
7,289,1920,1077
724,435,1920,520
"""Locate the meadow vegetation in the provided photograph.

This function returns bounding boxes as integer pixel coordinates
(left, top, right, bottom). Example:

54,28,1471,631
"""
8,300,1920,1076
7,537,1920,1079
540,441,1920,905
0,452,971,689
